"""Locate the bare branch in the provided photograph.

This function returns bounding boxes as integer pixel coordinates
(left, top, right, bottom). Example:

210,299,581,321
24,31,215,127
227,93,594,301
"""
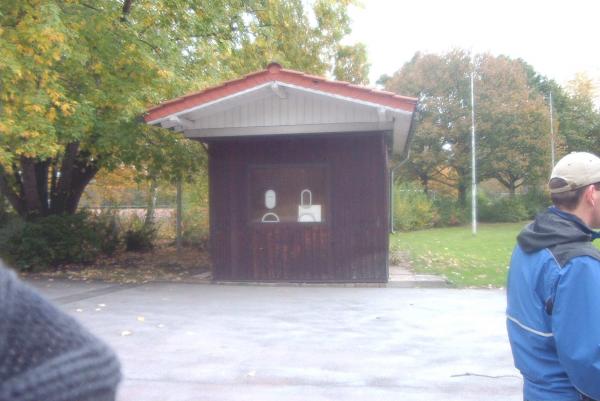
81,3,102,12
428,176,457,189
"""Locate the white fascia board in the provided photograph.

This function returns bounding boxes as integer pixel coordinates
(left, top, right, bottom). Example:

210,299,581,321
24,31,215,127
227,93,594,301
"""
160,116,194,130
184,121,394,139
276,82,413,116
146,81,413,126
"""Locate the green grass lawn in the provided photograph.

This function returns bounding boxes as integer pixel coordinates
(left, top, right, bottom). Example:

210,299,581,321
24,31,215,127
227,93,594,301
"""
390,223,527,288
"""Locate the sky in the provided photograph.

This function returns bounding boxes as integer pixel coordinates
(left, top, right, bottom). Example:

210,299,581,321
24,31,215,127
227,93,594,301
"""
346,0,600,91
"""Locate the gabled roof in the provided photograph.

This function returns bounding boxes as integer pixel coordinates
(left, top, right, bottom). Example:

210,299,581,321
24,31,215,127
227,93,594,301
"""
143,63,417,155
144,63,417,123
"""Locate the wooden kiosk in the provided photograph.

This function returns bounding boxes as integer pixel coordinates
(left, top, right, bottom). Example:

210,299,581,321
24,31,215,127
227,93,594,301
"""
145,63,417,283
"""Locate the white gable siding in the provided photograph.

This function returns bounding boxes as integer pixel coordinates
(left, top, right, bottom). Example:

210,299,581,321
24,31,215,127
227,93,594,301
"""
150,82,412,154
192,90,379,130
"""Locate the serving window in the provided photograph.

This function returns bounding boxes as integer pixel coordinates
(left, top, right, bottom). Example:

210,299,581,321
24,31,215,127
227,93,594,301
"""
249,164,328,224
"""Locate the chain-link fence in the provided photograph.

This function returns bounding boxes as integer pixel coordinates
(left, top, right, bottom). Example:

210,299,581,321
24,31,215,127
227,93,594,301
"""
79,178,209,248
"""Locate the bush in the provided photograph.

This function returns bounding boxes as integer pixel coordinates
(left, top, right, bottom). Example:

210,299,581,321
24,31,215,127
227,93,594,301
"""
392,183,437,231
181,205,210,249
521,188,550,218
89,210,121,255
433,196,469,227
0,216,25,261
478,193,530,223
390,182,543,232
124,215,157,252
0,213,111,271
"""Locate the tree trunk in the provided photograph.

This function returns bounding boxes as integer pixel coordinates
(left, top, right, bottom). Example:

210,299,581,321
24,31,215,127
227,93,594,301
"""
420,175,429,194
144,179,159,228
0,142,100,218
65,159,99,214
50,159,58,207
35,159,50,215
457,181,467,206
0,191,7,221
20,157,43,216
509,182,516,197
50,142,80,214
122,0,134,17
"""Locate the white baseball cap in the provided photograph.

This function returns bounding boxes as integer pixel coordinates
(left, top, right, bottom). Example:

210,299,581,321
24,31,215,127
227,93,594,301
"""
549,152,600,194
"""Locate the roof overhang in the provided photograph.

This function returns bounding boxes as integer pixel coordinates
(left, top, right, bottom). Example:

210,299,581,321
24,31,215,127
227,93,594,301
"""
144,63,417,155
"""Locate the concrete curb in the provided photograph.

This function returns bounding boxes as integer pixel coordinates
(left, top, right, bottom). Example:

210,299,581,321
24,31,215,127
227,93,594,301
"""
168,277,452,289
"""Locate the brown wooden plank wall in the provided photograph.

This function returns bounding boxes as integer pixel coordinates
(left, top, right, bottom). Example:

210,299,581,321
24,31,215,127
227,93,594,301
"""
208,133,389,282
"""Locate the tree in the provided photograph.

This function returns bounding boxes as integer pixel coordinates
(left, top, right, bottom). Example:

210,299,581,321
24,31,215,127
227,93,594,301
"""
0,1,210,218
386,50,474,203
333,43,370,84
376,74,392,88
475,54,551,195
217,0,360,78
0,0,361,219
520,62,600,158
560,73,600,155
386,50,555,201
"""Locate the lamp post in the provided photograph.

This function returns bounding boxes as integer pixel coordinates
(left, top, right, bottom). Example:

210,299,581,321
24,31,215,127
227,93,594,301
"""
549,92,555,169
470,58,477,236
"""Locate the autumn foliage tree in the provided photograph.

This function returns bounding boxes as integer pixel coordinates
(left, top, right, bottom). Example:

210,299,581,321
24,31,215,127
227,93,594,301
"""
333,43,370,84
0,1,202,217
475,54,551,195
386,50,474,203
386,50,553,202
0,0,364,219
560,73,600,155
521,63,600,159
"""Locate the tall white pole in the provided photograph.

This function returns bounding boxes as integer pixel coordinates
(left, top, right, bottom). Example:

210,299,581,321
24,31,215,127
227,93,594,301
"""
549,92,555,169
176,177,182,254
470,61,477,236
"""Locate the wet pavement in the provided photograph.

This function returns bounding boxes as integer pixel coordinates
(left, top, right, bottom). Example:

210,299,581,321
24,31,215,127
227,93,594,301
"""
28,278,521,401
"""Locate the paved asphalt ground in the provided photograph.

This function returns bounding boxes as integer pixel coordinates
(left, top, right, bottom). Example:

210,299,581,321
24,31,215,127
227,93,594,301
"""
28,279,523,401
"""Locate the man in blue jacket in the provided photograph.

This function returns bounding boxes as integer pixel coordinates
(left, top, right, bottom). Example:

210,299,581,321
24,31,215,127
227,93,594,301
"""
507,152,600,401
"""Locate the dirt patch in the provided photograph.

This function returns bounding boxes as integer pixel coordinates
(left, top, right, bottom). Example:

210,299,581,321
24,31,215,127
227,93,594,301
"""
21,242,210,284
388,249,414,269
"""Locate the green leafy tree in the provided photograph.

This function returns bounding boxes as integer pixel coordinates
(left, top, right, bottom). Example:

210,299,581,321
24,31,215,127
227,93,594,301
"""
0,0,360,219
376,74,392,88
560,73,600,154
475,55,551,195
520,62,600,158
0,1,210,218
333,43,370,84
387,50,554,200
220,0,358,77
386,50,473,203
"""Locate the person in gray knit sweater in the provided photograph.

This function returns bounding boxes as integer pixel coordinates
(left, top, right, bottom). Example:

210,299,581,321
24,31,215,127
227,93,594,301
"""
0,260,121,401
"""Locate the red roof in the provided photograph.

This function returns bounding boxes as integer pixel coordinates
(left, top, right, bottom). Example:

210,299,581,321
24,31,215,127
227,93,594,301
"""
144,63,417,123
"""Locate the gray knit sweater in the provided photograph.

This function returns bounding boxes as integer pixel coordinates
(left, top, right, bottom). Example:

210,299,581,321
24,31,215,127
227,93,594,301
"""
0,263,121,401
